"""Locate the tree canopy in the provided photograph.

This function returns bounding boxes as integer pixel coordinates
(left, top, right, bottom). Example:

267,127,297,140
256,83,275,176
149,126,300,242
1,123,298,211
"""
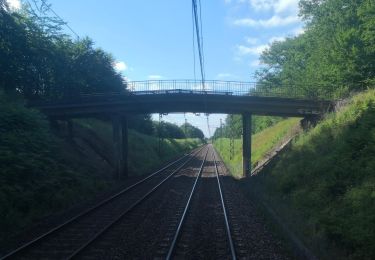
181,123,205,140
220,0,374,137
0,2,125,100
154,121,186,139
257,0,375,98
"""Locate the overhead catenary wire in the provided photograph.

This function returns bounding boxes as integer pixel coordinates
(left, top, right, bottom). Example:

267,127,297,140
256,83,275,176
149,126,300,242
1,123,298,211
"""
192,0,205,88
191,0,211,138
191,4,196,81
198,0,205,76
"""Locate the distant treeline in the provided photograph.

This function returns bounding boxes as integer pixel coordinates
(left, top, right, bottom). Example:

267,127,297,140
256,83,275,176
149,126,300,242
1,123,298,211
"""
154,121,205,140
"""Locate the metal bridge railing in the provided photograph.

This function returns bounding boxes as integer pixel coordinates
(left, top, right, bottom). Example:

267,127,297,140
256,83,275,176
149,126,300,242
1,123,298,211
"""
126,80,333,100
30,80,337,106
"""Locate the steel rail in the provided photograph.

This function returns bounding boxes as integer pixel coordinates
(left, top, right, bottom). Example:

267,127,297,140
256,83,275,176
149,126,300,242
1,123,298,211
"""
67,146,209,259
213,150,237,260
1,146,204,260
165,148,209,260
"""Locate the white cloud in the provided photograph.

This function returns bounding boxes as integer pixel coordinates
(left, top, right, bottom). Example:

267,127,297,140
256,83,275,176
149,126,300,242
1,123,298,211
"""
6,0,21,10
248,0,275,11
148,75,163,80
268,36,286,43
292,26,305,36
250,60,261,67
114,61,128,72
233,15,299,28
236,44,268,56
245,37,259,45
242,0,299,15
273,0,299,15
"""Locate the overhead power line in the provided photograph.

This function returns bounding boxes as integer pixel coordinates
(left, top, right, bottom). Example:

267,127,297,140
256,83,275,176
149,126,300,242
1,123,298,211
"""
191,0,211,137
192,0,206,89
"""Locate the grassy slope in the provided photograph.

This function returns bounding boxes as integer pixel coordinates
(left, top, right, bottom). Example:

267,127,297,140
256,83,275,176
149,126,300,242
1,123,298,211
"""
0,98,201,246
0,96,109,245
77,118,202,176
250,90,375,259
213,118,300,178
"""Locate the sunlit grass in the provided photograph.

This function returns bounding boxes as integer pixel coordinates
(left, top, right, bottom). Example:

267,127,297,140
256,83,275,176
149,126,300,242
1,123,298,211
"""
214,118,300,178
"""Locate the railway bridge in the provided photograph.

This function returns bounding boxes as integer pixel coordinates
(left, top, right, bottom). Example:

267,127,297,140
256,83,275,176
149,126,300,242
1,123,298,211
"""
31,80,334,178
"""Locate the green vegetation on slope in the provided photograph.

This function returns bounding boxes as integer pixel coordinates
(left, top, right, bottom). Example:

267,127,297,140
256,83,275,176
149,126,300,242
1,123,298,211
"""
0,94,110,246
76,118,202,176
250,90,375,259
128,132,201,175
214,118,300,178
212,114,284,139
0,96,201,247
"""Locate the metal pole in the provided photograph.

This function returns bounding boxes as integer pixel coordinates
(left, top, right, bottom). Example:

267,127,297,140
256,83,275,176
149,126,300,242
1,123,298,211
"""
220,118,223,150
112,115,123,179
242,113,252,177
121,116,128,178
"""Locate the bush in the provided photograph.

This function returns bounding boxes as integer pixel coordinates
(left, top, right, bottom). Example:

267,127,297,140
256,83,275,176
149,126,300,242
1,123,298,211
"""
260,90,375,259
0,94,108,244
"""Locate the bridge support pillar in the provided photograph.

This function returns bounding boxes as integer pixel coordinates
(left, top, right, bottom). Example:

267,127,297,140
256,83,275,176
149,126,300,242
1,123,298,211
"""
112,115,128,179
67,119,73,139
242,113,252,177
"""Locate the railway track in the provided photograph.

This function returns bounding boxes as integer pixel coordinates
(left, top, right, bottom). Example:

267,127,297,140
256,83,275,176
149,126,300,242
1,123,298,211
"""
1,146,206,260
163,144,237,259
2,144,290,259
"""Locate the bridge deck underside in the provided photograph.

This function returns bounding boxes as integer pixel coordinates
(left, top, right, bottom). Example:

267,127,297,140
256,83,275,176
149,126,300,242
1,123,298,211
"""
35,93,333,118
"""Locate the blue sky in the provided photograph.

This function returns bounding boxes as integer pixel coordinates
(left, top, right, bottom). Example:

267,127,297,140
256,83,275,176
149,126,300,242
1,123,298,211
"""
12,0,305,136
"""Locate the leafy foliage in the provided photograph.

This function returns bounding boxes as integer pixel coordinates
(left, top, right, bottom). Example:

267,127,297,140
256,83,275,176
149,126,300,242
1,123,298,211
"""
257,90,375,259
0,102,202,245
257,0,375,98
154,121,186,139
0,4,124,100
153,121,205,140
181,122,205,139
0,93,110,245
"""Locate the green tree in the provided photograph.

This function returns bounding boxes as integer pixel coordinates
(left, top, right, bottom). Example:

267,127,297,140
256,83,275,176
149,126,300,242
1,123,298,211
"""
181,123,205,140
257,0,375,98
154,121,186,139
0,3,124,100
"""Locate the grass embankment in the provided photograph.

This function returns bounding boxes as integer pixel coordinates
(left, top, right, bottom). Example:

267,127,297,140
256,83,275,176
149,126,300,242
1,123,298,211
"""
77,119,202,176
248,90,375,259
0,95,109,247
0,95,201,248
214,118,300,178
